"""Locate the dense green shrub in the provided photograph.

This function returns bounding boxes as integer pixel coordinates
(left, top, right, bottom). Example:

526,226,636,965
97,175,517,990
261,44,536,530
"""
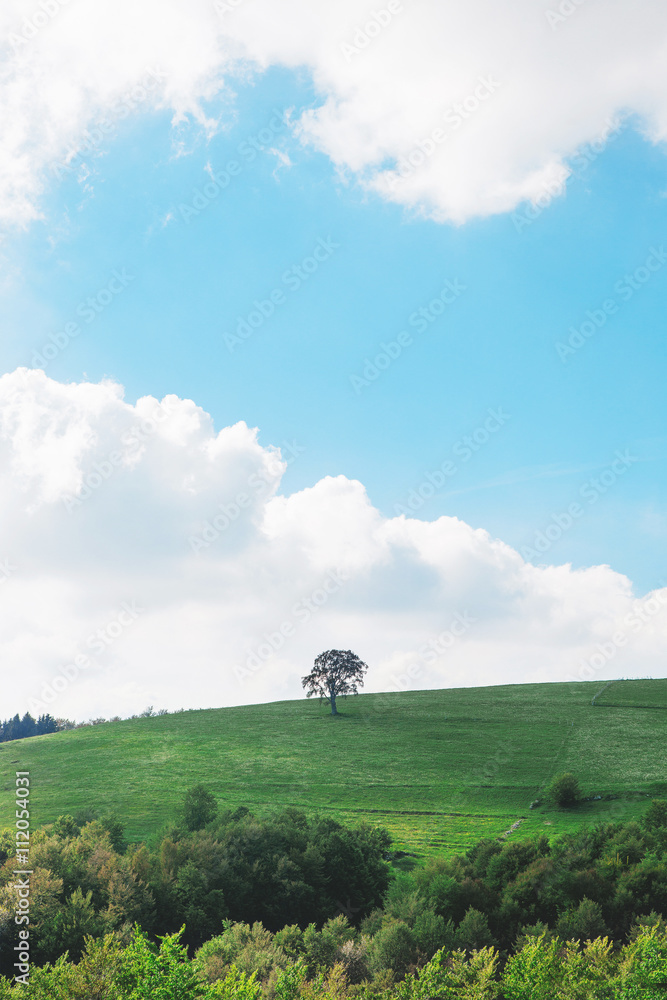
547,772,582,807
367,920,417,978
196,921,288,983
555,897,609,943
182,784,219,831
454,907,496,953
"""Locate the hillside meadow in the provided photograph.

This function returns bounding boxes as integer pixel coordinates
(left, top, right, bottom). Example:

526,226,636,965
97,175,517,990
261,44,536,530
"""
1,678,665,859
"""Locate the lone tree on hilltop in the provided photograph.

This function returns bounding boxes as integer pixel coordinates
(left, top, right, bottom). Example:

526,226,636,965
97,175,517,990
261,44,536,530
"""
302,649,368,716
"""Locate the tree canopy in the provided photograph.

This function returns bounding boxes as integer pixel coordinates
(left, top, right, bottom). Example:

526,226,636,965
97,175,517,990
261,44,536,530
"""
301,649,368,715
547,771,582,807
182,784,219,831
0,712,58,742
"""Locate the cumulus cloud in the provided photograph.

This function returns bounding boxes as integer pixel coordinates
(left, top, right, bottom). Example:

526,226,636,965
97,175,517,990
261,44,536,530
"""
1,369,665,720
2,0,667,226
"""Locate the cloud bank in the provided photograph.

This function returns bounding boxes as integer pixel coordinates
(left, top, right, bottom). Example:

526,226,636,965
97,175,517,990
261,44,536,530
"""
2,0,667,226
1,369,665,720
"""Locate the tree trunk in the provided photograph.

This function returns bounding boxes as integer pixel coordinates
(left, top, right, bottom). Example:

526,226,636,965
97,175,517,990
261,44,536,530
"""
330,688,338,715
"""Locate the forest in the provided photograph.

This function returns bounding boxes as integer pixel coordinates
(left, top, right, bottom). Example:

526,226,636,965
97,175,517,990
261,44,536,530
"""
1,792,667,996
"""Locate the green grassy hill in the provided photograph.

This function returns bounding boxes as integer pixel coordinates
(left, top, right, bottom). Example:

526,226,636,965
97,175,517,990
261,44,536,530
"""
1,678,665,860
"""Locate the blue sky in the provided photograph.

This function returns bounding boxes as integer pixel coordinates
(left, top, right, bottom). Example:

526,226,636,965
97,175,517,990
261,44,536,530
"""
2,0,667,717
4,69,666,592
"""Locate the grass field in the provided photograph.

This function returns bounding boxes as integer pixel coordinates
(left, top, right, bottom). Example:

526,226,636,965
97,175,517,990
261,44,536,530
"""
1,678,665,861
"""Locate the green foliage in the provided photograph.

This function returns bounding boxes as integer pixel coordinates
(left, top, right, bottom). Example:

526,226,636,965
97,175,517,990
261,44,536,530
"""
382,873,422,922
618,927,667,999
547,773,582,808
301,649,368,715
3,918,667,1000
404,806,667,954
367,921,416,978
1,685,667,994
642,799,667,833
273,958,309,1000
51,815,80,839
274,924,307,961
393,944,499,1000
502,933,568,1000
0,806,393,976
629,912,667,940
1,929,237,999
188,810,391,932
412,910,454,957
182,785,218,832
303,917,355,975
196,921,287,983
101,815,128,854
454,908,496,953
113,926,210,998
413,860,463,921
0,711,58,742
45,887,106,962
641,799,667,855
207,966,263,1000
502,927,667,1000
514,921,554,951
9,935,126,999
4,799,667,983
555,897,609,943
0,828,14,865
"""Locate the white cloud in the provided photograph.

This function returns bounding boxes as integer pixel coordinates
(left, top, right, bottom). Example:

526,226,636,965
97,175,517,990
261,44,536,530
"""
2,0,667,226
1,369,665,721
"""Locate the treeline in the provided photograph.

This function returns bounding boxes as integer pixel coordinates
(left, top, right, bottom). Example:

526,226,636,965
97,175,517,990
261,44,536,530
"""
1,799,667,992
0,923,666,998
0,714,59,743
411,798,667,953
0,806,391,975
0,706,174,743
